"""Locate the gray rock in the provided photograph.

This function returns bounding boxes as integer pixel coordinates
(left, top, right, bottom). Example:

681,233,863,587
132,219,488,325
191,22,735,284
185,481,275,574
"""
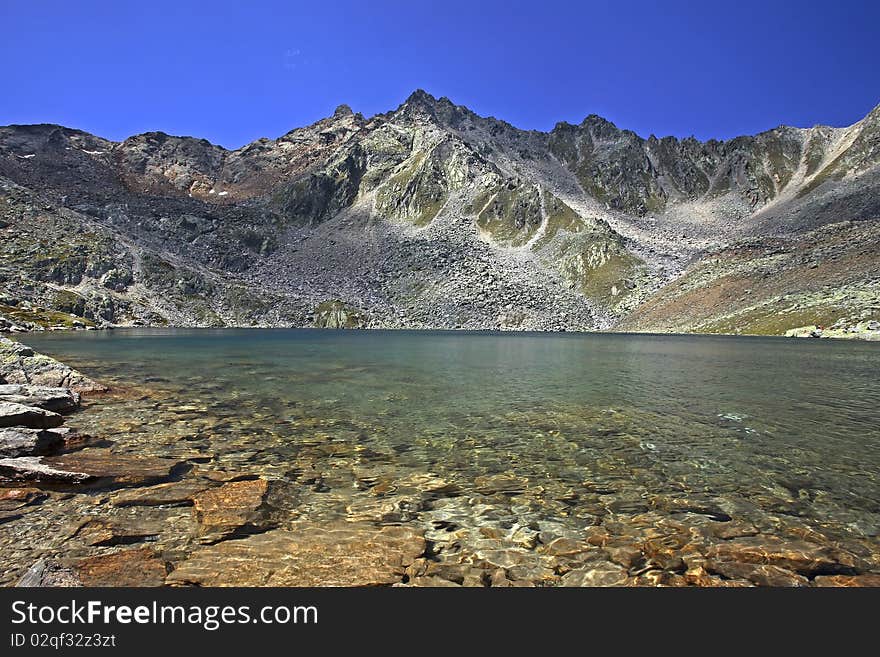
0,456,91,483
0,401,63,429
0,384,80,413
0,338,104,392
16,558,82,587
0,427,65,457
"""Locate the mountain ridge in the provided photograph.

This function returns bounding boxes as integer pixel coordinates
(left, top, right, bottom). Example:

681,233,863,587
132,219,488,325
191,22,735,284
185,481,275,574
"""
0,90,878,336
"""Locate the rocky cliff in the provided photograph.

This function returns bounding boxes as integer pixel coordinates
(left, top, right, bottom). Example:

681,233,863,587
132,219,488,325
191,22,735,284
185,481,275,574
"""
1,91,878,334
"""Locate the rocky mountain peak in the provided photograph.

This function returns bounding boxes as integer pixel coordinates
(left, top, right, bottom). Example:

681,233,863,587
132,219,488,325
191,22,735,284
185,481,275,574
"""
0,94,878,336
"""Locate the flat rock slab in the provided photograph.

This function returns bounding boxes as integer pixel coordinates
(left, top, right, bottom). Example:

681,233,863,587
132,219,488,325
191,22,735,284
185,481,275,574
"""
0,384,80,414
111,479,213,507
42,449,182,486
0,401,63,429
813,574,880,587
167,523,426,586
192,478,270,543
0,449,181,486
0,456,92,483
16,549,167,587
0,337,105,393
74,519,162,547
0,487,47,511
0,427,66,457
73,549,168,586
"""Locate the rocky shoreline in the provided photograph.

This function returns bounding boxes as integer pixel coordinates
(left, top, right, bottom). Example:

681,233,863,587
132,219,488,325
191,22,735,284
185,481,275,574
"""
2,336,879,587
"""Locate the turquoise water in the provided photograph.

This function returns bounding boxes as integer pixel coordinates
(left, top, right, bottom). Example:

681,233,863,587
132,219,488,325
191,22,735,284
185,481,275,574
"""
10,329,880,584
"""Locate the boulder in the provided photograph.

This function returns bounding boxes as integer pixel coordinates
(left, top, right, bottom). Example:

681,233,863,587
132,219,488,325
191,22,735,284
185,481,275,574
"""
70,548,166,586
0,401,63,429
812,574,880,587
0,427,65,457
0,384,80,413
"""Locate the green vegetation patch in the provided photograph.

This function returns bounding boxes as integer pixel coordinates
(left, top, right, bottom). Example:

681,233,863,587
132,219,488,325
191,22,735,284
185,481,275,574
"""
474,184,542,247
0,303,94,328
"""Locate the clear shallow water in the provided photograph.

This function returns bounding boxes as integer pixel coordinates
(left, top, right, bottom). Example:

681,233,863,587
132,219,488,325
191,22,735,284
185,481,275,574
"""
8,329,880,585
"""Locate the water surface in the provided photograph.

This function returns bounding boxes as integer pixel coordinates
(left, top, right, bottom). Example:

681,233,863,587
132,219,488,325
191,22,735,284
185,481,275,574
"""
8,329,880,585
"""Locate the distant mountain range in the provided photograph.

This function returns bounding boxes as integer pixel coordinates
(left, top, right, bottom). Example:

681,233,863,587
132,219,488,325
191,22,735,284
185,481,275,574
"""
1,90,878,334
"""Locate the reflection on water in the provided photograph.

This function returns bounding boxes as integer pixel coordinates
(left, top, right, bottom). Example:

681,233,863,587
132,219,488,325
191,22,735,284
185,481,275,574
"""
6,329,880,586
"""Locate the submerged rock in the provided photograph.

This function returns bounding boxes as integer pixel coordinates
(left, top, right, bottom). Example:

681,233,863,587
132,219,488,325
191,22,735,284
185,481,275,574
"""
110,478,213,507
73,519,162,547
18,549,168,587
705,536,863,576
813,574,880,587
0,487,47,511
73,548,168,586
0,449,181,486
167,522,426,586
192,478,270,542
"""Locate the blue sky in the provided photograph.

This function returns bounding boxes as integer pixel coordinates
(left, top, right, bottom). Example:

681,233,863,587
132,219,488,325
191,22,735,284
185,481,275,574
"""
1,0,878,148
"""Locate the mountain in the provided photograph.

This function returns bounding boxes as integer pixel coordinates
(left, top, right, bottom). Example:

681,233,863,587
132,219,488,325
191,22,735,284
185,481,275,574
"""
1,91,878,334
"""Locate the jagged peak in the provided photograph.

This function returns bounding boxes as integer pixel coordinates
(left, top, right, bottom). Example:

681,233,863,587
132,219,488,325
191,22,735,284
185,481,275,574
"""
404,88,439,106
333,103,354,117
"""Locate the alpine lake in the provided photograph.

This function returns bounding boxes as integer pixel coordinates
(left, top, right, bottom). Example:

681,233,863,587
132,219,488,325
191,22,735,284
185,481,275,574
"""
4,329,879,587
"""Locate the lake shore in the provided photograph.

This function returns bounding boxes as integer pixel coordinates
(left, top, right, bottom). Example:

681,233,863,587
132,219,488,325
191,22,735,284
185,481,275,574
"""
2,332,879,587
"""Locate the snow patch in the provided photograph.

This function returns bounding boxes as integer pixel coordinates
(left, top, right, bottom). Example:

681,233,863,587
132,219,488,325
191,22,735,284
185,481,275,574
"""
16,154,35,159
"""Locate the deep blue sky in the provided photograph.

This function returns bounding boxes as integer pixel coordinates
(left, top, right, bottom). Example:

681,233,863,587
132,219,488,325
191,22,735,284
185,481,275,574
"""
1,0,878,148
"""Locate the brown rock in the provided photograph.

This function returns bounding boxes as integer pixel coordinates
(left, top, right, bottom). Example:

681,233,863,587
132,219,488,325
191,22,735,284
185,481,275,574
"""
41,449,181,486
167,523,426,586
542,537,588,557
110,479,213,507
473,473,528,495
192,478,270,542
72,548,167,586
405,575,462,587
813,574,880,587
706,560,809,587
0,486,47,511
74,519,162,547
705,536,863,576
607,545,644,569
560,561,630,586
712,521,760,539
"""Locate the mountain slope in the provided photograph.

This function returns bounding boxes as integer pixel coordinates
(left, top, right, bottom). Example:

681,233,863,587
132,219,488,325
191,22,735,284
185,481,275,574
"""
0,91,878,334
